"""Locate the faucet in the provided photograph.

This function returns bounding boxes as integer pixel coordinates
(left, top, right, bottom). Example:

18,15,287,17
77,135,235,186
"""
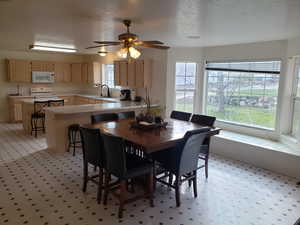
99,84,111,97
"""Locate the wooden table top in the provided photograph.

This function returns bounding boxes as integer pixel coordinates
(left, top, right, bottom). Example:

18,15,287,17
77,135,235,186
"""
86,118,221,154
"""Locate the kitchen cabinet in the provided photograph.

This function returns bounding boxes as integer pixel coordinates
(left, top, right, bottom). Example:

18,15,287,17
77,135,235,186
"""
114,61,121,86
31,61,55,72
88,62,101,84
54,63,71,83
127,61,135,87
119,61,128,86
7,59,31,82
113,59,152,88
71,63,82,83
8,97,32,122
81,63,88,83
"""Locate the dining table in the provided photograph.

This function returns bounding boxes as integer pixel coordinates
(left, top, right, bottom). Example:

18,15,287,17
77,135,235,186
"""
86,118,221,154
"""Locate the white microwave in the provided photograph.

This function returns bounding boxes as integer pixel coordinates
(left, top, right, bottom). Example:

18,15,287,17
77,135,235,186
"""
32,71,55,83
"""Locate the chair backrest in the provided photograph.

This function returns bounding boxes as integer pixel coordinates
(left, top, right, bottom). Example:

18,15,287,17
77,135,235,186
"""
177,128,210,176
91,113,118,124
79,127,105,167
34,101,49,114
118,111,135,120
294,218,300,225
170,110,191,121
101,133,126,178
48,99,64,107
191,114,216,127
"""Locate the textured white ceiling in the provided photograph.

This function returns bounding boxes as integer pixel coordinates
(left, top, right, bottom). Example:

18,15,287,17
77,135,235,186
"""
0,0,299,53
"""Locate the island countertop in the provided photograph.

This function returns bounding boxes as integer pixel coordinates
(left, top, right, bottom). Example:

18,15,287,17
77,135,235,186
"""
45,99,159,153
45,101,152,119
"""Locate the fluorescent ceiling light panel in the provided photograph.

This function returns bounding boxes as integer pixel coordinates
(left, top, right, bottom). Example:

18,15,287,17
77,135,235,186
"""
29,44,77,53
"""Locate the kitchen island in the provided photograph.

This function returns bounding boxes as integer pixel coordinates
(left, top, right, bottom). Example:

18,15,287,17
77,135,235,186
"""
45,100,155,153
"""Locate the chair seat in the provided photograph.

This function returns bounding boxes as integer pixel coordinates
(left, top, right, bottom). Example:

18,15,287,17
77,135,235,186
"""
31,112,45,118
124,154,152,179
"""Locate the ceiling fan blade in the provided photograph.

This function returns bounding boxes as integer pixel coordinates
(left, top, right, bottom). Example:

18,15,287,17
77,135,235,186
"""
138,40,164,45
136,42,170,49
93,41,122,45
86,44,120,49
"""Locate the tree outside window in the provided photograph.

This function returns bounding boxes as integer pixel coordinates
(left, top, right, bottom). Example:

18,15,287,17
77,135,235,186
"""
206,61,281,129
175,62,196,113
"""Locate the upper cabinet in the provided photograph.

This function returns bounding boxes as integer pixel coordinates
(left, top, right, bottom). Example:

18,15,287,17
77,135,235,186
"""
114,59,152,88
54,62,71,83
71,63,82,83
7,59,31,82
6,59,103,85
87,62,101,84
31,60,55,72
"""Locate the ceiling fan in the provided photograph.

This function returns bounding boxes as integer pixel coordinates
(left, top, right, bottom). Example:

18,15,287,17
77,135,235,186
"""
86,19,170,59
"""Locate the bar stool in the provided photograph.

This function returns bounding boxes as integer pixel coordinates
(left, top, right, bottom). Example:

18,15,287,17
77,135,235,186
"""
31,101,49,138
68,124,81,156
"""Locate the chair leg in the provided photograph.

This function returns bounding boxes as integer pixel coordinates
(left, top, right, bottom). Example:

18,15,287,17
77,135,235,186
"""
193,171,197,198
118,180,127,219
175,178,181,207
148,171,154,207
188,173,192,187
34,119,38,138
82,164,88,192
94,165,97,171
205,156,209,179
168,173,173,186
153,162,157,191
42,117,45,133
97,168,103,204
103,173,110,205
67,129,71,152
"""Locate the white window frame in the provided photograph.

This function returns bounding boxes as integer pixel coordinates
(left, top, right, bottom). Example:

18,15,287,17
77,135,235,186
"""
291,57,300,140
174,62,197,113
102,64,114,88
203,59,283,140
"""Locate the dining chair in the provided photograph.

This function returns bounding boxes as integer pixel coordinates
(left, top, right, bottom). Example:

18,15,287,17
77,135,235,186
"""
31,101,49,137
48,99,64,107
118,111,135,120
91,113,118,124
170,110,192,121
101,133,154,218
79,127,106,204
153,128,210,207
190,114,216,179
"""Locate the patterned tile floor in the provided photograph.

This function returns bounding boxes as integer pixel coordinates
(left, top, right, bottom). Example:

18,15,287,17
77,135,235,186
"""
0,123,299,225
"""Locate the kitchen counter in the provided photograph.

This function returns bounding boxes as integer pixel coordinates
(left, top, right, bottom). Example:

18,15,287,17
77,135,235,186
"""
45,100,158,153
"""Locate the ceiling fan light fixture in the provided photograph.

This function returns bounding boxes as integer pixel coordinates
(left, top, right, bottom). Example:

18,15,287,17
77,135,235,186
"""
98,51,107,57
117,47,128,58
128,47,141,59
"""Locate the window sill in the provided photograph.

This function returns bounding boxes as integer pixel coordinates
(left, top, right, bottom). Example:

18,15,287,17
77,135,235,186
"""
215,130,300,157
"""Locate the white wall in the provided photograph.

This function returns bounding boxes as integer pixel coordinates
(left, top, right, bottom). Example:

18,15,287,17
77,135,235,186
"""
287,37,300,57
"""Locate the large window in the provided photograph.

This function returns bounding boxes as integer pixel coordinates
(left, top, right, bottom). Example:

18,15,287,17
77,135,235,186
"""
102,64,114,87
175,62,196,113
205,61,281,129
292,60,300,137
